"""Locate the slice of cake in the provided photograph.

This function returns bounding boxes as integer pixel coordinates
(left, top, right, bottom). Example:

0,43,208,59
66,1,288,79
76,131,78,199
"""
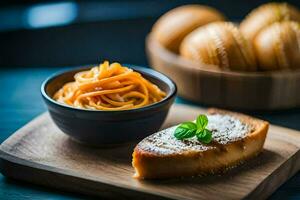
132,108,269,179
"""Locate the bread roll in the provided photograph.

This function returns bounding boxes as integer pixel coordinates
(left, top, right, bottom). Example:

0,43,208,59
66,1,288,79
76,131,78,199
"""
254,21,300,70
152,5,225,53
240,2,300,42
180,22,257,71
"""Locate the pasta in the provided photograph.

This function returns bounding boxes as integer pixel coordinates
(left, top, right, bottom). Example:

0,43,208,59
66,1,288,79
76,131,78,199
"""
53,61,166,110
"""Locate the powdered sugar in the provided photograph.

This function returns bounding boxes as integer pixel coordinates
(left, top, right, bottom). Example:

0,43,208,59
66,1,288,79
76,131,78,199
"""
137,114,250,155
207,114,250,144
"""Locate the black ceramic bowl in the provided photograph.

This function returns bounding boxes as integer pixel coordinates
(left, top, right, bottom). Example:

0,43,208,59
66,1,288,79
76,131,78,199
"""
41,65,177,146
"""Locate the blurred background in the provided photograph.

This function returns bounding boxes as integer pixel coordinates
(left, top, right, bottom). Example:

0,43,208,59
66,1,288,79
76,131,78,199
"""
1,0,300,68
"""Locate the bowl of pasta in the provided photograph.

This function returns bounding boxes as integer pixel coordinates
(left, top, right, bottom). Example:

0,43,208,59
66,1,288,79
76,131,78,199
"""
41,61,177,146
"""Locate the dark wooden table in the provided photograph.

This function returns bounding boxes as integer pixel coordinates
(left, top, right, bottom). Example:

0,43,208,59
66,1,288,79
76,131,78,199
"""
0,67,300,199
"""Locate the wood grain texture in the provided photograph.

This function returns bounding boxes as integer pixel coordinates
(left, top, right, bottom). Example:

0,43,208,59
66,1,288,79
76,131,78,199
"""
146,34,300,110
0,104,300,200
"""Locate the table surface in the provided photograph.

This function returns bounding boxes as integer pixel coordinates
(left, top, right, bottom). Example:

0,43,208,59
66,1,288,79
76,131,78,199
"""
0,67,300,200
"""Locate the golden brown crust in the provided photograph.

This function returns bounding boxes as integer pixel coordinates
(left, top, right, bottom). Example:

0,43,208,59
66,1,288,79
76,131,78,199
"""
132,108,269,179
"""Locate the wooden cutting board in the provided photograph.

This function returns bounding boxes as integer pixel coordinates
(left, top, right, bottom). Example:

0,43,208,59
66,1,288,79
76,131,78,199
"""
0,104,300,200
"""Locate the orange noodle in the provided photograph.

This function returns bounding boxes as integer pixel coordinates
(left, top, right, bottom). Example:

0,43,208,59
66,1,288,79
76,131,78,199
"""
53,61,166,110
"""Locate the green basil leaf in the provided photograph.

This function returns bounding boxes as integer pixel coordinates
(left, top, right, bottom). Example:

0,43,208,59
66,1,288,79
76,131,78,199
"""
174,115,212,144
196,114,208,130
174,122,197,140
179,122,197,130
196,129,213,144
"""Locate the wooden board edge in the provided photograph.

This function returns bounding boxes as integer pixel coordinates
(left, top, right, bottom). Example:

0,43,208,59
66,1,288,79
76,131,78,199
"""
245,148,300,199
0,150,174,200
